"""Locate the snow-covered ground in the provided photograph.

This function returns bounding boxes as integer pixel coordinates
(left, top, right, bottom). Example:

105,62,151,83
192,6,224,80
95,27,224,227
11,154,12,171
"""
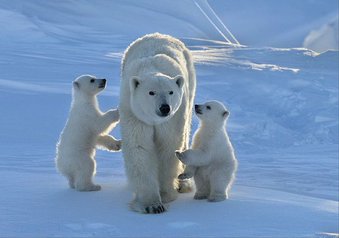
0,0,338,237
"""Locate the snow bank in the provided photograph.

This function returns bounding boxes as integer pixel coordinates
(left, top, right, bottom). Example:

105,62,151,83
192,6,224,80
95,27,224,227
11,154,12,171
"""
190,43,339,150
303,16,339,53
209,0,339,48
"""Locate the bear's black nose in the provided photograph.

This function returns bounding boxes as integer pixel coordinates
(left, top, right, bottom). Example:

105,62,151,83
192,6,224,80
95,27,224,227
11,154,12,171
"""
159,104,170,116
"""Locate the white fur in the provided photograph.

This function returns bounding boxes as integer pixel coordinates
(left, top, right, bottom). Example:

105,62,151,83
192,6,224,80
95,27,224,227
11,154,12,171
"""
56,75,121,191
120,33,196,213
177,100,238,202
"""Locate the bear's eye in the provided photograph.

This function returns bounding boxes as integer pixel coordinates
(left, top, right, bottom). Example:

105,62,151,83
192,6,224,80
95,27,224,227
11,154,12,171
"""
149,91,155,96
169,91,173,95
206,105,211,110
90,79,95,83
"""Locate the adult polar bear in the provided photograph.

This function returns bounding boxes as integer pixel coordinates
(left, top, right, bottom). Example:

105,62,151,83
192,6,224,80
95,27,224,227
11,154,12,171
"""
120,33,196,213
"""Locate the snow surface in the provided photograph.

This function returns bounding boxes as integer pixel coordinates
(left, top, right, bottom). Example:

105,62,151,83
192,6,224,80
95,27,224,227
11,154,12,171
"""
0,0,338,237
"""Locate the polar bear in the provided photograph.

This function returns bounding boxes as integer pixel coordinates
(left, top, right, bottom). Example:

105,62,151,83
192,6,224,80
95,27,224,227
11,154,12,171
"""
119,33,196,213
56,75,121,191
176,100,238,202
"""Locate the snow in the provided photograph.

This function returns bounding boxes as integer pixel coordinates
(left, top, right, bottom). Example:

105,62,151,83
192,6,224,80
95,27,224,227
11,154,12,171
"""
210,0,338,50
0,0,338,237
303,16,339,53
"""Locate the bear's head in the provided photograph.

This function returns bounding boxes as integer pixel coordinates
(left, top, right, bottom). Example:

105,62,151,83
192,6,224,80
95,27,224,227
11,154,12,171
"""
73,75,106,96
129,73,184,125
195,100,229,127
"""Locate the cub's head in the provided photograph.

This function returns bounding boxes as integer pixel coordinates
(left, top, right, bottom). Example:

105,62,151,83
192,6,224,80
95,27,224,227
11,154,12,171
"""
195,100,229,127
73,75,106,96
129,73,184,125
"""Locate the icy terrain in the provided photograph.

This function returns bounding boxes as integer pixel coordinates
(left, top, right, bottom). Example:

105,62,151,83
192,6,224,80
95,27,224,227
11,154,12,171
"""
0,0,338,237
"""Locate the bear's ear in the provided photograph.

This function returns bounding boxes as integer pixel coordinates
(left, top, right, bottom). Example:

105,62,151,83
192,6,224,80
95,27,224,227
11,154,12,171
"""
174,75,184,88
223,110,230,118
129,76,140,92
73,81,80,90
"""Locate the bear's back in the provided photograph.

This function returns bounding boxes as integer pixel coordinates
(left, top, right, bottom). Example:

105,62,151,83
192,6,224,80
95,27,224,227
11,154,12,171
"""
122,33,187,71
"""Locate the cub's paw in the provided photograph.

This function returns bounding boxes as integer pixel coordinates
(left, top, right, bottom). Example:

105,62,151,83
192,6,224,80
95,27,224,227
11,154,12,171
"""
76,184,101,192
144,203,167,214
90,184,102,191
107,140,122,152
175,151,187,164
178,173,193,180
208,194,226,202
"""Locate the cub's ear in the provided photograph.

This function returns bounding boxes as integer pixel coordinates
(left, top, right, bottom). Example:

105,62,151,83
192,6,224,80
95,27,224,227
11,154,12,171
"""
174,75,184,88
223,110,230,118
129,76,140,92
73,81,80,90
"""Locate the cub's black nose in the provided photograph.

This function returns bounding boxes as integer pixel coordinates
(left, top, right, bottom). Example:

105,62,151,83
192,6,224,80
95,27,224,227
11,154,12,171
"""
159,104,170,116
195,104,202,114
98,79,106,88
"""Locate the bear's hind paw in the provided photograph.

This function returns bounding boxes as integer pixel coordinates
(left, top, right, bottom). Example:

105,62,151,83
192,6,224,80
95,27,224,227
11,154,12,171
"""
178,173,193,180
194,193,208,200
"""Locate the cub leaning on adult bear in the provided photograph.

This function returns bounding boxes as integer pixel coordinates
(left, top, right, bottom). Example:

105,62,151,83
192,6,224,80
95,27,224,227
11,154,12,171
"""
56,75,120,191
119,33,196,213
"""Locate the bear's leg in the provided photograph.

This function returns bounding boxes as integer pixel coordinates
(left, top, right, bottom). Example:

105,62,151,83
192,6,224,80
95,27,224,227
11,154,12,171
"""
124,145,165,214
193,169,209,200
159,152,180,203
224,165,237,199
208,171,228,202
67,174,75,189
96,135,121,151
73,157,101,192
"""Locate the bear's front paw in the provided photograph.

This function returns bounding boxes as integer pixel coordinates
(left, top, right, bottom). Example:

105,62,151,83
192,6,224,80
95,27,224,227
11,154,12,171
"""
144,203,167,214
108,109,119,122
178,173,193,180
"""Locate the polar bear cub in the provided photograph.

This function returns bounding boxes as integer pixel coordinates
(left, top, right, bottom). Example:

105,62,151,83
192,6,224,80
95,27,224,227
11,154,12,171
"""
56,75,121,191
176,100,238,202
